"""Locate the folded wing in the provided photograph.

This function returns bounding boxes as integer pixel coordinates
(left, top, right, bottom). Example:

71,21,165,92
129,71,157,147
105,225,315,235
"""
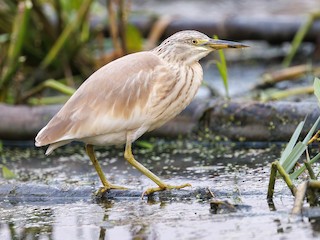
35,51,173,148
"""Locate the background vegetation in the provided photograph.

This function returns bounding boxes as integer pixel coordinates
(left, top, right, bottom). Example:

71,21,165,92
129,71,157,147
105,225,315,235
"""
0,0,144,105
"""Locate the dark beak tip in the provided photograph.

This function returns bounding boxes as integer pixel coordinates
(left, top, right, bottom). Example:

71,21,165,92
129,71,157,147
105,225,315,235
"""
228,42,249,48
240,44,250,48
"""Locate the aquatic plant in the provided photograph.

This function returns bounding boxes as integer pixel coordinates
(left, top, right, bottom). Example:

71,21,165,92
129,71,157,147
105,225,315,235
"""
267,77,320,213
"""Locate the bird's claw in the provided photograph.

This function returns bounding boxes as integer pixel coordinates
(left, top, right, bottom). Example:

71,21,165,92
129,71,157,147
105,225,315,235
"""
95,184,129,197
141,183,192,198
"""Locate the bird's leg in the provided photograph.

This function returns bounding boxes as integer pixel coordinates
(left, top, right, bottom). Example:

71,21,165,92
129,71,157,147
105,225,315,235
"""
85,144,128,196
124,142,191,196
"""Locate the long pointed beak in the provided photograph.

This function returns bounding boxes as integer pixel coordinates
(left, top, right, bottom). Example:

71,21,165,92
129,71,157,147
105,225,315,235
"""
205,39,249,50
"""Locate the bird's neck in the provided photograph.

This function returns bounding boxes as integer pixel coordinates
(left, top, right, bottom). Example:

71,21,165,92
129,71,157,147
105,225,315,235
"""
151,47,211,66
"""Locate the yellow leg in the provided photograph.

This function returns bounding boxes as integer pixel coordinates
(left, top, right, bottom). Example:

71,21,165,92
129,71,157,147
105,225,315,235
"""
124,143,191,196
86,144,128,195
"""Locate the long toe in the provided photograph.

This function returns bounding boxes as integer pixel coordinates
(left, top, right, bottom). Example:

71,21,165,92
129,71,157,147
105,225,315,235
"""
95,184,129,197
109,184,129,190
167,183,192,190
142,183,192,197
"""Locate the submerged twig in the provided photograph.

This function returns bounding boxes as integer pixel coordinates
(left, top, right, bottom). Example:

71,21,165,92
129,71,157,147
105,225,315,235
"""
210,200,237,214
291,181,308,215
291,180,320,216
207,187,216,198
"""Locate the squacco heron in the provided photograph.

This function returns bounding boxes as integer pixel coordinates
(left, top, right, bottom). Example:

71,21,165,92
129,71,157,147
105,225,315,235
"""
35,30,247,196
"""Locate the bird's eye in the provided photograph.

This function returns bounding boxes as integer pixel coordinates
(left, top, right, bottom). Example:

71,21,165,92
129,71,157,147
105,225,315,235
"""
192,39,198,45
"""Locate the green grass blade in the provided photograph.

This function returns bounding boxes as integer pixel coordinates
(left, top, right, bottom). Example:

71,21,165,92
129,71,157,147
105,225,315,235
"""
40,0,94,69
281,141,307,173
0,0,32,88
1,165,16,179
279,120,305,165
213,35,229,98
6,0,31,67
28,95,70,105
314,77,320,103
290,77,320,179
136,140,154,150
282,12,320,67
282,15,312,67
126,24,143,52
290,152,320,179
43,79,75,96
216,61,228,93
287,115,320,178
280,115,320,174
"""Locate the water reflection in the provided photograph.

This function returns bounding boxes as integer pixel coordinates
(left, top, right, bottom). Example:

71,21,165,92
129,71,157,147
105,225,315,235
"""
311,218,320,233
0,202,106,240
0,207,54,239
1,197,320,239
97,199,159,240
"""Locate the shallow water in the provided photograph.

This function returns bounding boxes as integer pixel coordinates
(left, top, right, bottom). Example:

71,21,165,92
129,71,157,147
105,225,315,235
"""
0,140,319,239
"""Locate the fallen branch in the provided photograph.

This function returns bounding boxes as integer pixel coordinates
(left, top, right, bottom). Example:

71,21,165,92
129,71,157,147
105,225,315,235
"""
1,100,320,141
200,100,320,142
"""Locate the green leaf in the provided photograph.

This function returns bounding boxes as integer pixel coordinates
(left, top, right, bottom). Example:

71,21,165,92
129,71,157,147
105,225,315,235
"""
314,77,320,103
279,120,305,165
280,115,320,178
60,0,83,12
281,141,307,173
136,140,154,150
126,24,143,52
279,115,320,174
43,79,76,96
287,94,320,179
290,152,320,179
40,0,94,69
282,13,320,67
2,166,16,179
0,0,32,88
213,35,229,98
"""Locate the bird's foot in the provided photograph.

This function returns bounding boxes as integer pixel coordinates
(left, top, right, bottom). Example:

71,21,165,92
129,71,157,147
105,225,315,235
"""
95,184,129,197
142,183,191,197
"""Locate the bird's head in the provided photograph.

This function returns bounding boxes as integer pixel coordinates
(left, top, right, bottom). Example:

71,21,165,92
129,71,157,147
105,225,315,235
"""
154,30,248,64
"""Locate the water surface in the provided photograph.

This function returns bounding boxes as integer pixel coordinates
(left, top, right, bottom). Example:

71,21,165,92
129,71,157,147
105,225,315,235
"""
0,141,319,239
